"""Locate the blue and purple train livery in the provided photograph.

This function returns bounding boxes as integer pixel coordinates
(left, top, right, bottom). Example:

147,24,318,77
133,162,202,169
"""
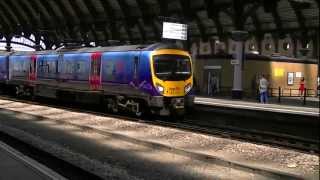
0,43,194,117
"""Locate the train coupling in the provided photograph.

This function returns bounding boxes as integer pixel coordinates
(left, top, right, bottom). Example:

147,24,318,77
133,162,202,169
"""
171,98,185,109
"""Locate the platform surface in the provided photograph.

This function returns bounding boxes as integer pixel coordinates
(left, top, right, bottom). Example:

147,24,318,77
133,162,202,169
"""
0,98,318,179
195,97,319,117
0,141,66,180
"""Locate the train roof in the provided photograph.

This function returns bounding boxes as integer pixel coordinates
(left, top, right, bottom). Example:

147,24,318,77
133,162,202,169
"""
2,43,186,56
11,50,57,56
0,51,13,56
60,42,184,53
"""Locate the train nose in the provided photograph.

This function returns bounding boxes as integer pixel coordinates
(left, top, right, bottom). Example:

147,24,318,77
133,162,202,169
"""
171,98,185,109
165,86,183,96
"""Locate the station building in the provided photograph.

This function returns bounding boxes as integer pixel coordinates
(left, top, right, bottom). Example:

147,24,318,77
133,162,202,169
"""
190,35,319,97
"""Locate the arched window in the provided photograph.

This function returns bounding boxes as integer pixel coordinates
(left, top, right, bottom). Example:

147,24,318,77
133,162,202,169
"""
265,43,272,50
283,42,290,51
249,44,255,51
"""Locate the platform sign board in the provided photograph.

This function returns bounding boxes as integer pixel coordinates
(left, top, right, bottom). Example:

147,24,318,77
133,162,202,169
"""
162,22,188,40
288,72,294,85
231,59,239,65
204,65,222,70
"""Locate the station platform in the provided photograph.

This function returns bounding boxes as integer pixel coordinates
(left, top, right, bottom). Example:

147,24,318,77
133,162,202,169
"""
0,141,66,180
0,98,318,179
194,96,319,117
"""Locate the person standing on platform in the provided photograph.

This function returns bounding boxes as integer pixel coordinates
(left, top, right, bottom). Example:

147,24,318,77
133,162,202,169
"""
259,75,269,103
299,77,305,98
211,75,217,96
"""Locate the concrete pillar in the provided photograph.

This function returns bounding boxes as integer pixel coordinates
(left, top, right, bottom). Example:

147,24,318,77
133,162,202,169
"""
273,35,279,53
313,33,319,59
292,38,298,58
231,31,248,99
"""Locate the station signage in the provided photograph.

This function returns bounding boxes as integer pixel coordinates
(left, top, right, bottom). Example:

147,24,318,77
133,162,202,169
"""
231,59,239,65
162,22,188,41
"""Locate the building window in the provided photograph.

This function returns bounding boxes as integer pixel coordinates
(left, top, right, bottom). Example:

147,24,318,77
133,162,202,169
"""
283,42,290,51
249,44,255,50
302,42,310,49
265,43,272,50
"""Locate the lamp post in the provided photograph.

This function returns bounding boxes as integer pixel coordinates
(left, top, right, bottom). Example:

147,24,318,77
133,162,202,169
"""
231,31,249,99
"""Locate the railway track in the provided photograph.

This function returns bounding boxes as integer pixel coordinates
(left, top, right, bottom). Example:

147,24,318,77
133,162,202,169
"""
0,95,318,154
177,120,319,153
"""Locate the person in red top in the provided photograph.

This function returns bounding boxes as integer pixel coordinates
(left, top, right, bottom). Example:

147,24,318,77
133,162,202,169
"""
299,77,305,98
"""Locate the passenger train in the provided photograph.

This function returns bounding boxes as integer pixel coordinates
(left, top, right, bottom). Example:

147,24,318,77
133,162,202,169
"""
0,43,194,117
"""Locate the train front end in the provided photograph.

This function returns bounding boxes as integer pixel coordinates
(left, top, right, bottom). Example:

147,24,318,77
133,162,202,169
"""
150,49,194,116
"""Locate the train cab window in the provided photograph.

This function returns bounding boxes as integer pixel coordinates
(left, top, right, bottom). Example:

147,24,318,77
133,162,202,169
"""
153,55,191,81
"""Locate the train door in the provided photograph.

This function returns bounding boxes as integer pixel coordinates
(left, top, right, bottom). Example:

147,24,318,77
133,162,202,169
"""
4,56,9,80
57,54,63,81
89,52,102,90
28,55,37,81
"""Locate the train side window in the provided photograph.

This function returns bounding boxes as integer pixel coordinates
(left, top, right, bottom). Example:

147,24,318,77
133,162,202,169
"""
57,54,63,73
56,60,59,73
104,60,116,82
39,60,44,73
134,56,139,79
39,59,49,74
76,62,81,73
48,60,55,74
65,61,73,74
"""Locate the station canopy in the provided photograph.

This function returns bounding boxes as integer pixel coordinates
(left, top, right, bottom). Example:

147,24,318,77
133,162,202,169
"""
0,0,318,48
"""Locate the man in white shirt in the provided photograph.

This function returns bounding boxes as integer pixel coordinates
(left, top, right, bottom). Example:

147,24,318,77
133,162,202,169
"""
259,75,268,103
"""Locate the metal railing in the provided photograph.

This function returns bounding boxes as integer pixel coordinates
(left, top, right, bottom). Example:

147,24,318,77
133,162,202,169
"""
268,87,316,97
195,86,318,105
268,87,316,105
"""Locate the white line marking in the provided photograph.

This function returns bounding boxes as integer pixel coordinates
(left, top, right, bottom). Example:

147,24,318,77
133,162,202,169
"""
0,141,68,180
195,100,319,117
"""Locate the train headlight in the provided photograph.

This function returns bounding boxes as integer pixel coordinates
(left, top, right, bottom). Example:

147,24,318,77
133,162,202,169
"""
156,83,164,94
184,83,192,94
